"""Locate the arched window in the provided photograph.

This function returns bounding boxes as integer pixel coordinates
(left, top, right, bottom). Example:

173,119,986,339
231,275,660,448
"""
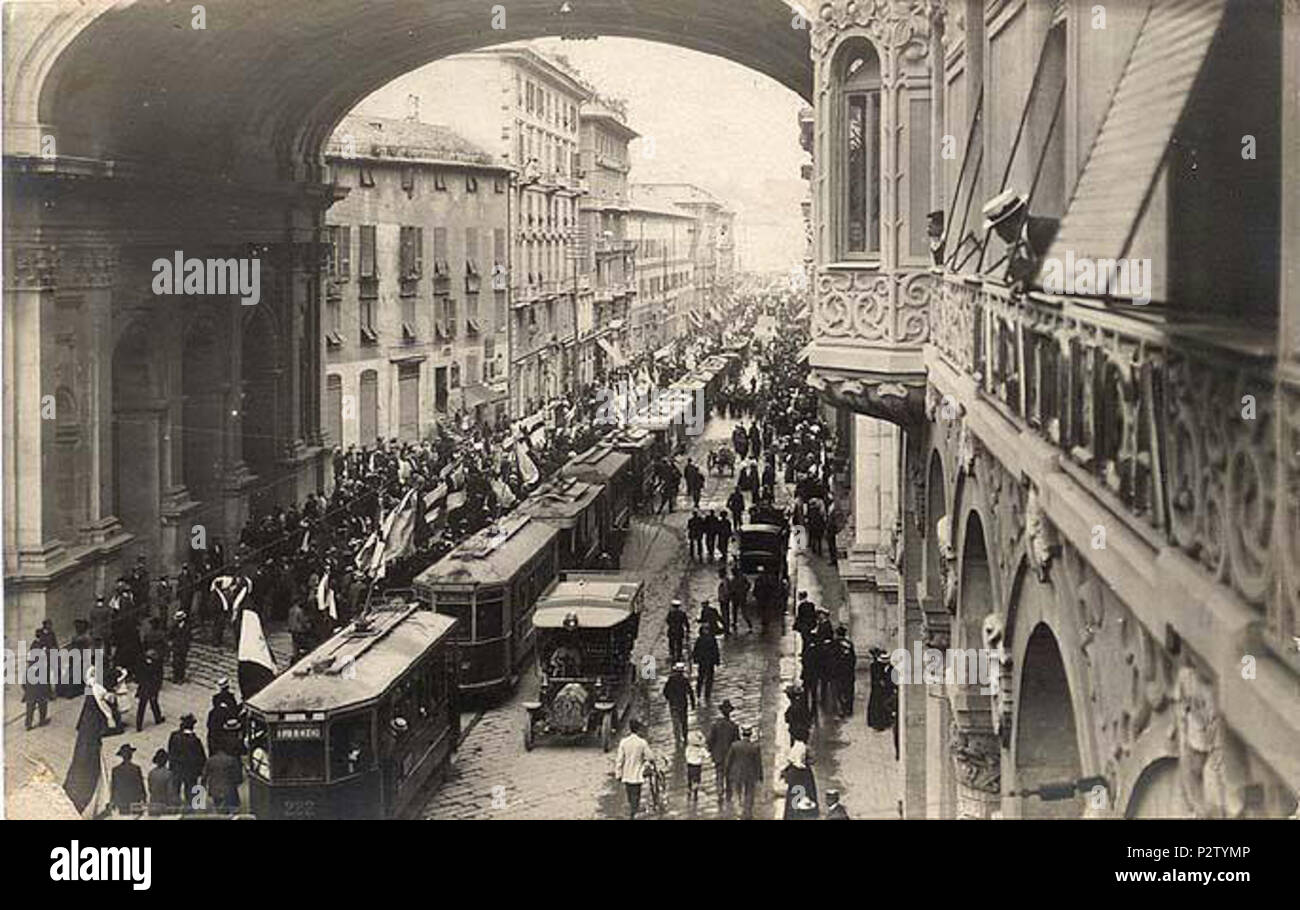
837,41,882,258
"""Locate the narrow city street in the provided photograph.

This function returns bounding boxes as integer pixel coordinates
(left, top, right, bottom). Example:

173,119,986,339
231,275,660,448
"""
423,410,792,820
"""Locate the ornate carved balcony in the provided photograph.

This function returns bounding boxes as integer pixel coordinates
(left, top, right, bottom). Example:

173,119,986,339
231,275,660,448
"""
806,264,934,426
932,274,1292,658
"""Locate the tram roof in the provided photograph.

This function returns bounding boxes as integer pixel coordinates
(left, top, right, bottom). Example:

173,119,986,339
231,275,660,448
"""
516,477,604,523
247,606,457,715
533,578,643,629
416,513,559,587
560,444,632,482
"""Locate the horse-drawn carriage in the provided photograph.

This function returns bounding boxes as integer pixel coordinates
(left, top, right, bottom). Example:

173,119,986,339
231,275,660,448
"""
523,574,645,751
707,445,736,476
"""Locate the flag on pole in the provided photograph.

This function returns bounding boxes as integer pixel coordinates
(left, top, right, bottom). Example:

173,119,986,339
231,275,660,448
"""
516,440,539,486
237,609,277,701
316,571,337,621
491,478,517,508
381,488,418,568
354,531,379,572
211,576,251,614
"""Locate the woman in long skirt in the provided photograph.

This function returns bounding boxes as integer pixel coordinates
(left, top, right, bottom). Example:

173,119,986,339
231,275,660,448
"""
781,739,819,820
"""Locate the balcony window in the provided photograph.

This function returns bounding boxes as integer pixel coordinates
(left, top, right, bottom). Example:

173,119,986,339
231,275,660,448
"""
359,165,375,188
837,41,881,258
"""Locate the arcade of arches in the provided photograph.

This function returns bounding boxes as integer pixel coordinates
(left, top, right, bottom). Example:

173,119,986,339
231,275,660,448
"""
5,0,1300,818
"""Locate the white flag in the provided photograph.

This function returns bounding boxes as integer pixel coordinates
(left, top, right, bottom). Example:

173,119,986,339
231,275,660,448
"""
316,571,337,620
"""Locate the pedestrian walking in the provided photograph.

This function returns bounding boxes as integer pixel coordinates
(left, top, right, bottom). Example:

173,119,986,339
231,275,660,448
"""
781,739,819,819
288,599,314,662
717,567,733,635
666,600,690,664
169,611,191,683
824,788,850,819
685,458,705,510
688,510,705,562
703,510,719,562
730,567,753,633
698,599,724,638
134,649,165,731
167,714,206,807
725,725,762,819
785,685,812,742
23,630,51,729
706,700,740,806
202,744,244,813
663,663,695,747
685,729,706,804
612,718,654,819
717,511,732,564
147,748,177,815
109,743,146,816
726,487,746,530
831,626,857,717
692,625,720,701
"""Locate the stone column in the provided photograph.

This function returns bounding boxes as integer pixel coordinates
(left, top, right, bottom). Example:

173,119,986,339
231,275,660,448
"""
897,451,928,818
950,684,1002,818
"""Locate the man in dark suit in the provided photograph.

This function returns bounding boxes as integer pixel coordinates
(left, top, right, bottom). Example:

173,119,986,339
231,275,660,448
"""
706,700,740,806
167,713,206,806
203,745,244,813
109,743,146,815
135,649,165,731
725,725,763,819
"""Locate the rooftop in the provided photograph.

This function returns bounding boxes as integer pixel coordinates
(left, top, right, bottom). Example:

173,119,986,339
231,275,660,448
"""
326,114,500,168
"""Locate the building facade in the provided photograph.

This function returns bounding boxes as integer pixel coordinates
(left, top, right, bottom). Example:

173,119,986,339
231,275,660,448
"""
626,192,698,357
350,46,594,420
632,182,737,329
323,115,511,446
578,95,639,384
805,0,1299,819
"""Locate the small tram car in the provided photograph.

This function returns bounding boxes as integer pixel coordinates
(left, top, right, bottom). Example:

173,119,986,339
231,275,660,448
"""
524,574,645,752
610,427,657,511
516,476,609,570
414,514,560,695
245,602,460,820
560,443,635,560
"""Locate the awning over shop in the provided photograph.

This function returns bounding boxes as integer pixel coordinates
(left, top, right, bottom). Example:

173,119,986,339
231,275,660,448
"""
794,305,810,321
708,305,723,322
688,309,704,328
654,343,676,362
462,384,499,410
796,342,813,365
1040,0,1226,295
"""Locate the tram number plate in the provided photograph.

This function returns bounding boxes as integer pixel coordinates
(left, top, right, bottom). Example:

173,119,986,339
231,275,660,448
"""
281,798,317,818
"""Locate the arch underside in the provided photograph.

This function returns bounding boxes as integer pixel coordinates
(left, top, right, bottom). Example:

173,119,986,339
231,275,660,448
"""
33,0,811,180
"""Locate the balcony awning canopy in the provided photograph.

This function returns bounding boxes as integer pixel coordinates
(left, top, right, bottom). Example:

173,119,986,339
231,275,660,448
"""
462,384,500,410
1039,0,1227,295
688,309,704,328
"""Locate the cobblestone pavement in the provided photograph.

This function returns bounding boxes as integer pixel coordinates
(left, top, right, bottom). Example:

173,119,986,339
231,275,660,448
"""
422,410,789,820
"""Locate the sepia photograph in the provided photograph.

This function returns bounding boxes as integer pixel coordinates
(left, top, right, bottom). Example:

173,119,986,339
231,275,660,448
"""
0,0,1295,886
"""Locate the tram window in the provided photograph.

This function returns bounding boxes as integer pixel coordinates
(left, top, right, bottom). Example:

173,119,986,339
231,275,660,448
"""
247,714,270,781
329,714,373,781
270,729,325,782
476,593,504,640
439,597,471,640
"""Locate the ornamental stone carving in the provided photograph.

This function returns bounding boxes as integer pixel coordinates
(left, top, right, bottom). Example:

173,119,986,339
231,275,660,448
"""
811,0,935,64
1024,483,1058,583
813,267,932,346
1173,666,1248,819
981,612,1014,747
6,242,119,290
950,721,1001,795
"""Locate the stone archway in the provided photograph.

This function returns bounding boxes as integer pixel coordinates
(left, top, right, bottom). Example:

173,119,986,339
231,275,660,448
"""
1014,623,1084,818
1125,758,1192,819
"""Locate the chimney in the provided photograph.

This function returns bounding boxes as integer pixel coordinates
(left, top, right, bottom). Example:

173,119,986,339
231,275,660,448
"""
406,94,421,122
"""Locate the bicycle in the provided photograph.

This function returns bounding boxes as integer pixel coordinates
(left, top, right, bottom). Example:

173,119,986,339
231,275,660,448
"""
644,758,667,815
